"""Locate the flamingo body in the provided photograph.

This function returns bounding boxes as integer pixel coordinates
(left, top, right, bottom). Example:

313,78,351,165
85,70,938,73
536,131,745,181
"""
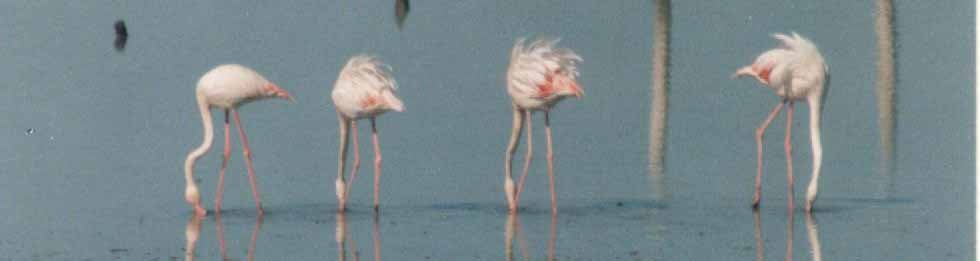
332,56,404,119
184,64,291,216
197,64,290,108
331,55,403,212
504,37,583,213
507,38,584,110
733,32,827,212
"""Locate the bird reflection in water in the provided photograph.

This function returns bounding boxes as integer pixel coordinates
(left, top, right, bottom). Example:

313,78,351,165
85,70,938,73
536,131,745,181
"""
184,215,203,261
336,211,383,261
183,213,264,260
504,214,557,261
752,208,822,261
215,213,264,261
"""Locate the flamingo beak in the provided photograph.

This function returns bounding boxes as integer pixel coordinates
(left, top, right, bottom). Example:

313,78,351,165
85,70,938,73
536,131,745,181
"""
731,66,755,79
267,83,294,103
570,83,584,100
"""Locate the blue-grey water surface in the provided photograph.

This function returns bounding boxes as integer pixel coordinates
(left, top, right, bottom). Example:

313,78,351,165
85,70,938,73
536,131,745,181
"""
0,1,973,260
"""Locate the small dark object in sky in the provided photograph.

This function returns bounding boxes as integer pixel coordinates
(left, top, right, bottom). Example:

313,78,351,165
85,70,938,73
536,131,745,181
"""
114,20,128,52
616,201,624,207
395,0,410,30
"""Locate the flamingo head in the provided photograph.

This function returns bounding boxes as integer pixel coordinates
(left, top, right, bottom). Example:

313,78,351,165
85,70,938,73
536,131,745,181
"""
731,65,773,85
264,83,294,103
553,74,584,100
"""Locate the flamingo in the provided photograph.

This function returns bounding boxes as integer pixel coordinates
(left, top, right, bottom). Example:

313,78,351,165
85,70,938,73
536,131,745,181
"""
332,55,404,212
184,64,293,217
732,32,827,212
504,38,584,213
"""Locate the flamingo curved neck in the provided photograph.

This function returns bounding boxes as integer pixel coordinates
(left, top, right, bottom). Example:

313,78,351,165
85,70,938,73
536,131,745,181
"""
806,94,824,203
185,97,214,185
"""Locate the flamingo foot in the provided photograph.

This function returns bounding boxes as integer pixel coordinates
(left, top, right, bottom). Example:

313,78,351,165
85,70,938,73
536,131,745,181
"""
505,178,517,212
194,206,207,217
336,179,347,212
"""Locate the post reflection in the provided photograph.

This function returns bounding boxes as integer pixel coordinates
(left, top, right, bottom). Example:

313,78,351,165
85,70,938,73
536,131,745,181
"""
648,0,671,194
751,209,823,261
336,211,383,261
504,214,557,261
215,213,264,261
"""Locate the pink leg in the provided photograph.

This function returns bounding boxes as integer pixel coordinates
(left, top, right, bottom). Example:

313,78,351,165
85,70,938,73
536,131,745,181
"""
504,105,524,212
785,102,795,211
344,122,360,205
785,196,795,261
544,111,557,214
215,110,232,213
753,102,785,208
371,118,382,210
232,110,264,216
515,110,533,205
336,115,350,212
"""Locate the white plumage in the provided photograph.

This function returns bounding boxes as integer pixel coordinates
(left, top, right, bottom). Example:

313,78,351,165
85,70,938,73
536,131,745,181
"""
197,64,279,108
507,38,584,110
734,32,828,100
332,55,404,119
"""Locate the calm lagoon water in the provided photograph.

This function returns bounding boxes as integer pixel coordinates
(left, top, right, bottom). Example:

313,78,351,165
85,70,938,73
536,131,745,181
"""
0,1,973,260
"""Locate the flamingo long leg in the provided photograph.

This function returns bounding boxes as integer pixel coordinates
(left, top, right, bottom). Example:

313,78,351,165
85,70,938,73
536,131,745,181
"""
785,102,795,211
371,118,383,209
232,109,264,215
215,110,231,212
753,102,785,208
345,122,360,205
515,110,533,204
785,198,795,261
504,105,524,212
336,113,351,212
544,111,556,214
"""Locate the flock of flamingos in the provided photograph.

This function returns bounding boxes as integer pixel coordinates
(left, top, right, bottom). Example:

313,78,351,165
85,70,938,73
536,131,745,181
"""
182,32,829,217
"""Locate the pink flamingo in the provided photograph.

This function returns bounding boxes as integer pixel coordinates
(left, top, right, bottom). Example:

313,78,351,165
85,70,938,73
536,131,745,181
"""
184,64,293,217
332,55,404,212
505,38,584,213
732,32,827,212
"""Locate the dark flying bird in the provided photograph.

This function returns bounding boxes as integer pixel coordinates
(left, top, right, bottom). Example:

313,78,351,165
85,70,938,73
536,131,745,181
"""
114,20,128,51
395,0,409,30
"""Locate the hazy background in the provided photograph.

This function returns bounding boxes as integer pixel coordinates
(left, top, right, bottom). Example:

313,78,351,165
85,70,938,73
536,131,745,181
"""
0,1,972,259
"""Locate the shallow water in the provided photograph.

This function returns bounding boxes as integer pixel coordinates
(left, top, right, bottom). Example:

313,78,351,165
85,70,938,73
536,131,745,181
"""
0,1,973,260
